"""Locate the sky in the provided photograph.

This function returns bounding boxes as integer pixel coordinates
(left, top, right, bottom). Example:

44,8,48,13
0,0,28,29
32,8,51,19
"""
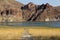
16,0,60,6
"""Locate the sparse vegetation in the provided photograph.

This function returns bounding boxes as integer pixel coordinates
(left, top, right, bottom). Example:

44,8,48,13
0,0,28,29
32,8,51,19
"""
0,26,60,40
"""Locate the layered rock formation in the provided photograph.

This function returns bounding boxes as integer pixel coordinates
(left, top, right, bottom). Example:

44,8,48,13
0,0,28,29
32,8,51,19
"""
0,0,24,22
21,3,60,21
0,0,60,22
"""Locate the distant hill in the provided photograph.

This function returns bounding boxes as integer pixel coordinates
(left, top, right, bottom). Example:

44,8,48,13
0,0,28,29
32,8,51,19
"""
0,0,24,22
0,0,60,22
21,2,60,21
0,0,24,9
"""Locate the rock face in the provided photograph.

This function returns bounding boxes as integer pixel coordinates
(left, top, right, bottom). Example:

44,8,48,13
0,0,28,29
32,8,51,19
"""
0,0,24,22
0,0,60,22
21,3,60,21
55,6,60,12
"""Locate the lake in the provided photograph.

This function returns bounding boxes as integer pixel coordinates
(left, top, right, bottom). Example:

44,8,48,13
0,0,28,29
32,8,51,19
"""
0,21,60,27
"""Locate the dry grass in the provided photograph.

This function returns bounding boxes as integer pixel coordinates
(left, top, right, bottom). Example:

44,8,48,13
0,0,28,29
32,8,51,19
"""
0,26,60,40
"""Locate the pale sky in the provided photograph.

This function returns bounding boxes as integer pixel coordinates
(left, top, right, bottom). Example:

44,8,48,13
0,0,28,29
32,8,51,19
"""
16,0,60,6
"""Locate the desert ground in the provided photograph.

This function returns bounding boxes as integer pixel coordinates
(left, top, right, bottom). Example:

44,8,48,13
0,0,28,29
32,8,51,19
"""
0,26,60,40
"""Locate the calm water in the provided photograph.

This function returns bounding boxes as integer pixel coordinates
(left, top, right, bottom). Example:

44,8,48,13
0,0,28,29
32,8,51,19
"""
0,21,60,27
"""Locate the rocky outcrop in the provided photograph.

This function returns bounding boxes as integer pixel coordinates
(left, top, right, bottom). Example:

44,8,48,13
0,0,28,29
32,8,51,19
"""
55,6,60,12
21,3,60,21
0,0,24,22
0,0,60,22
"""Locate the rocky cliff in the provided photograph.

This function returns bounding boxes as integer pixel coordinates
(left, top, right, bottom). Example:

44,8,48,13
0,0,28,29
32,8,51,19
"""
21,2,60,21
0,0,60,22
0,0,24,22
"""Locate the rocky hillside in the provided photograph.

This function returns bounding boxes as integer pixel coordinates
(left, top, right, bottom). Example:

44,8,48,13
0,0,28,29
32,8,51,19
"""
0,0,23,9
0,0,24,22
0,0,60,22
21,2,60,21
55,6,60,12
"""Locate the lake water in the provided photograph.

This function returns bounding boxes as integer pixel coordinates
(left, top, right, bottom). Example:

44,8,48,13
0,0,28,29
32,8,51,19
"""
0,21,60,27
